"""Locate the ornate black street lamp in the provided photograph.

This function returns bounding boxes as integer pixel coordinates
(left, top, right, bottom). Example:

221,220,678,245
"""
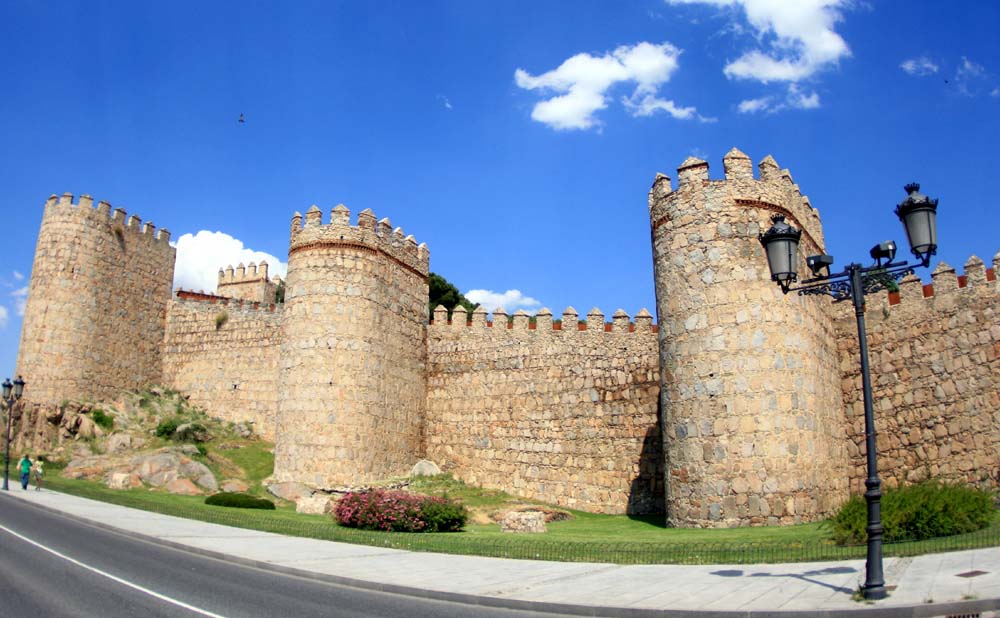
2,375,26,491
759,183,938,601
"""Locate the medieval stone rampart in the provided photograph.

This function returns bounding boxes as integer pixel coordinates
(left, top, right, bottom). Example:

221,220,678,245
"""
426,305,662,514
217,261,279,304
162,291,282,440
15,151,997,525
649,149,848,527
16,193,175,405
273,204,430,488
837,255,1000,493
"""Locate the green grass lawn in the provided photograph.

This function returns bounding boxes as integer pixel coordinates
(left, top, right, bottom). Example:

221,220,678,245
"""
41,471,1000,565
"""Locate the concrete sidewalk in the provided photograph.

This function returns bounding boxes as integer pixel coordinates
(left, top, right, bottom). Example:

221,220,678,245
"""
3,488,998,617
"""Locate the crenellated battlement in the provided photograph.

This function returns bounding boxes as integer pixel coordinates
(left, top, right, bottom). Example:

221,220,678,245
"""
430,305,657,334
860,252,999,314
649,148,825,255
44,192,173,246
288,203,429,277
218,260,274,284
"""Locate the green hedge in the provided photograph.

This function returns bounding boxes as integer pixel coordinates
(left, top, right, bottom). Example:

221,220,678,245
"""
205,492,276,510
830,481,995,544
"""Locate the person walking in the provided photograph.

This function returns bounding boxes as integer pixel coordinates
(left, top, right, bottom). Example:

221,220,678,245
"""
32,459,43,491
18,454,32,490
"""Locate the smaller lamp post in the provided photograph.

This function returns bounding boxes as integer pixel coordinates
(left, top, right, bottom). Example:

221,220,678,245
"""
758,184,938,601
2,375,25,491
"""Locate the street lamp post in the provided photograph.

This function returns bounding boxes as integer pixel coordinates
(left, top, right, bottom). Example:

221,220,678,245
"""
2,375,26,491
759,184,939,601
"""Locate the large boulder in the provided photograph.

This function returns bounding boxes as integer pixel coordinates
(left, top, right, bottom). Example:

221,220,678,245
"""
106,472,143,490
267,481,313,502
499,510,547,533
165,478,202,496
410,459,441,477
174,423,211,442
296,494,334,515
105,433,133,454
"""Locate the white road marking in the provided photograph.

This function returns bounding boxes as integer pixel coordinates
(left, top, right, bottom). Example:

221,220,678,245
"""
0,522,230,618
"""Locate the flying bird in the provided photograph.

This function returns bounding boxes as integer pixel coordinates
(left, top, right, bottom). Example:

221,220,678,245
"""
238,113,245,124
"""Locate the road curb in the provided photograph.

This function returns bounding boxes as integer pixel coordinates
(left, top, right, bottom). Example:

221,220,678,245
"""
5,492,999,618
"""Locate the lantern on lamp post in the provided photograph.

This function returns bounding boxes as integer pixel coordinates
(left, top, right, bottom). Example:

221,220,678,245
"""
2,375,25,492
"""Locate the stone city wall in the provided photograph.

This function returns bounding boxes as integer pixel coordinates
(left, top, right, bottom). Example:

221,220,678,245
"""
274,205,429,488
836,255,1000,493
16,193,175,405
649,150,848,527
426,305,663,515
162,291,282,440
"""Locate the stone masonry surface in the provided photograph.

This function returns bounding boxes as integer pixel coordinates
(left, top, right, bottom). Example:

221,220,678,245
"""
162,291,282,440
426,305,662,514
837,256,1000,493
13,149,999,524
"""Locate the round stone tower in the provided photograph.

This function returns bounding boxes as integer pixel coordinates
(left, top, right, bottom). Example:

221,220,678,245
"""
648,148,848,527
17,193,175,405
273,204,430,487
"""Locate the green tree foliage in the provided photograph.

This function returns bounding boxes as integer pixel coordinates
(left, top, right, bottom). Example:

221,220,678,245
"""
274,279,286,304
428,272,477,320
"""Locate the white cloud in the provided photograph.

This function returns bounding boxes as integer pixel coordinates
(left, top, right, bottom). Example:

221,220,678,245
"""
12,271,23,281
11,286,28,316
0,306,7,329
787,83,820,108
737,96,773,113
737,84,819,113
668,0,851,83
954,56,989,96
464,289,541,313
171,231,287,293
515,41,702,130
992,87,1000,98
958,56,985,79
437,95,453,110
901,57,938,76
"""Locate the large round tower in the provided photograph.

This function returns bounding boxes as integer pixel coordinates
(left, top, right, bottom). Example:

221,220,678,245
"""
649,149,848,527
16,193,175,405
273,204,429,487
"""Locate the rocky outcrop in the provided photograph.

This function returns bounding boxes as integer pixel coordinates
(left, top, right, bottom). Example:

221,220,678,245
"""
63,447,217,494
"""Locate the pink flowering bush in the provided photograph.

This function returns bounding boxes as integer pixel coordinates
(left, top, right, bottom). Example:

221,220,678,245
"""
334,489,467,532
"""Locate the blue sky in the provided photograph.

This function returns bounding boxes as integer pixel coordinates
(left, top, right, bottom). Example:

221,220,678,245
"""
1,1,998,379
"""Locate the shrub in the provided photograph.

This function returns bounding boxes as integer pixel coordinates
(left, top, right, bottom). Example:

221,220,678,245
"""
215,311,229,329
90,409,114,430
155,417,180,438
830,481,995,544
419,496,468,532
195,443,208,457
205,492,275,510
335,489,468,532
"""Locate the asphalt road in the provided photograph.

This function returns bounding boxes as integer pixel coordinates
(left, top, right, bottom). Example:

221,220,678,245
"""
0,494,578,618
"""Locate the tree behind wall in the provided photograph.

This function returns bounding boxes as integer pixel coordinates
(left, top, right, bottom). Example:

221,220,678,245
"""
428,272,477,320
